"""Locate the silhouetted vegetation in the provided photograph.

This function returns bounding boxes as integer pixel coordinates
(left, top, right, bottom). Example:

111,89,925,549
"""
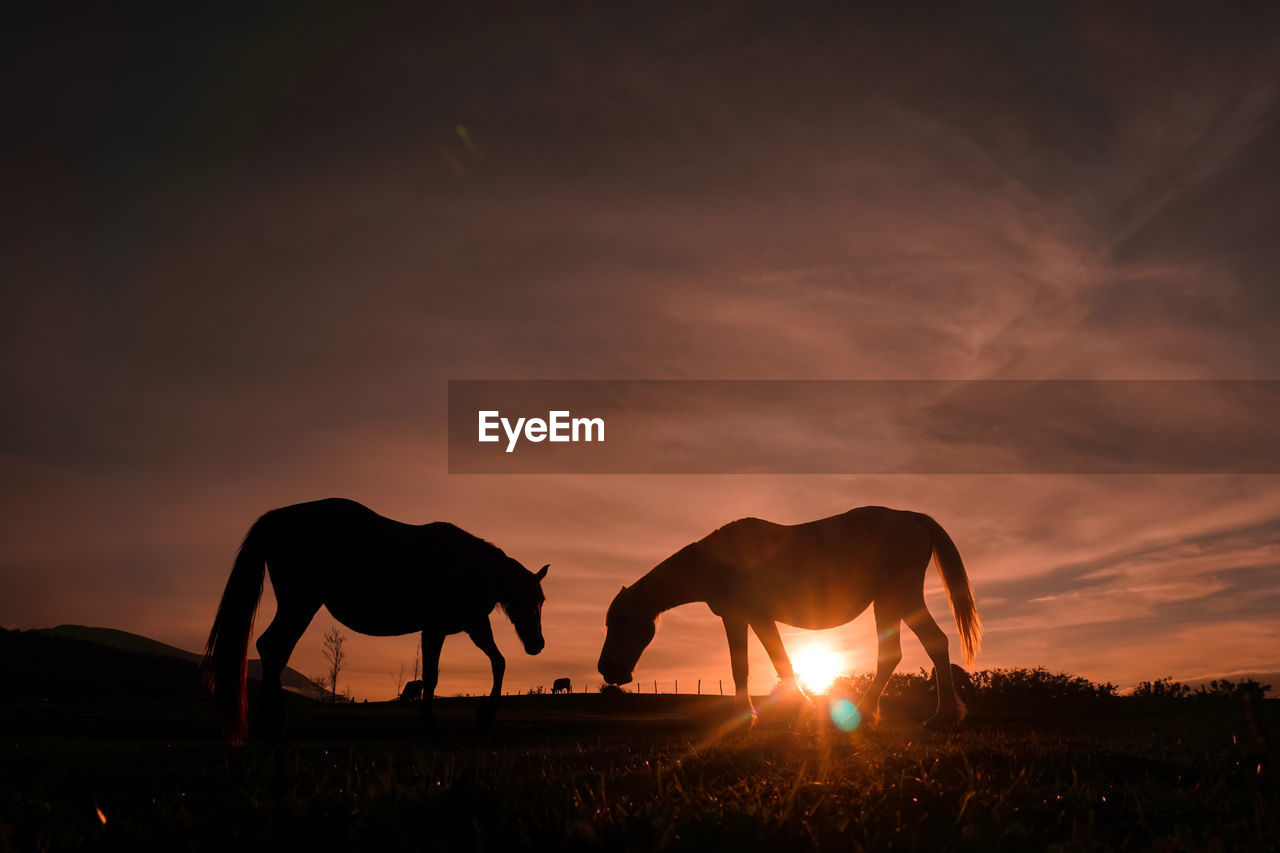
829,666,1270,712
1,698,1275,852
1,630,1277,850
321,627,347,703
1133,676,1271,701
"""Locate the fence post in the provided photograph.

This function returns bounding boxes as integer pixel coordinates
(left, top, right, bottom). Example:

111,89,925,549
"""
719,679,723,695
675,679,678,694
654,679,657,695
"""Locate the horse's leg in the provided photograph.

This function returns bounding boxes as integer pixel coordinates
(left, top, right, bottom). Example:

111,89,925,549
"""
723,616,756,726
465,617,504,728
420,629,446,731
254,598,320,739
903,600,964,728
749,618,812,728
749,618,797,687
856,601,904,728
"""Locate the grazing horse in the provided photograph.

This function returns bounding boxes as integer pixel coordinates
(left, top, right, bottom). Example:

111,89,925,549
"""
202,498,548,742
552,677,572,694
598,506,981,728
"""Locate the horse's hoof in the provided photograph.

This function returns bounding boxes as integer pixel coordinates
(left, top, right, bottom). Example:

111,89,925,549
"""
851,702,880,731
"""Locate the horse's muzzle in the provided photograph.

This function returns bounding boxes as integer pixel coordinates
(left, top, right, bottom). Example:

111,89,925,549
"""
524,639,545,655
598,662,633,685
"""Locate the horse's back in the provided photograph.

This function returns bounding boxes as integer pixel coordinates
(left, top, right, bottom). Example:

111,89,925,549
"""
715,506,934,627
252,500,508,636
700,516,790,566
704,507,924,558
800,506,933,562
254,498,385,536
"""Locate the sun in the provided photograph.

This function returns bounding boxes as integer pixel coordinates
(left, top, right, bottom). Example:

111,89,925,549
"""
791,643,846,694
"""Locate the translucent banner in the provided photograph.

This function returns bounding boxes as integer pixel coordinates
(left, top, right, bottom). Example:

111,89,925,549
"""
447,380,1280,474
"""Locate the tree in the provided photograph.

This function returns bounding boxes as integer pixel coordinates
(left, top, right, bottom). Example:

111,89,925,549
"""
308,673,331,701
389,661,408,699
321,627,347,703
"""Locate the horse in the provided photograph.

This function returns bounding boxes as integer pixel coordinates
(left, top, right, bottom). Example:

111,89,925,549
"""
552,677,572,694
202,498,548,742
598,506,981,728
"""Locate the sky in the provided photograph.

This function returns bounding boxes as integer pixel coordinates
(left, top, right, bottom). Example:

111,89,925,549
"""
3,2,1280,700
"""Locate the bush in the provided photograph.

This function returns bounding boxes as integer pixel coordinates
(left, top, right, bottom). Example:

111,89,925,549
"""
1133,677,1192,699
829,665,1117,704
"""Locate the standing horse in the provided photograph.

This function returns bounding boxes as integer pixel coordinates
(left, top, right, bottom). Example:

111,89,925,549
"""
203,498,548,742
598,506,980,728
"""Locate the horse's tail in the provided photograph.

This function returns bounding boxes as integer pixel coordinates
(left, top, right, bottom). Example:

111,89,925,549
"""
201,518,270,743
911,512,983,667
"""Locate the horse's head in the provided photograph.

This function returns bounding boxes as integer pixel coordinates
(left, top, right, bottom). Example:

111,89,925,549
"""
598,585,658,685
501,563,548,655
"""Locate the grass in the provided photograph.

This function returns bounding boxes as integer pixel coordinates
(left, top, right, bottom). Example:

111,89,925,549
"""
1,696,1276,852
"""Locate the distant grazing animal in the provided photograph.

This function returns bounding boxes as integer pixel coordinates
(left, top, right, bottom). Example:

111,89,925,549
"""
203,498,548,742
400,680,424,703
599,506,981,728
552,677,572,694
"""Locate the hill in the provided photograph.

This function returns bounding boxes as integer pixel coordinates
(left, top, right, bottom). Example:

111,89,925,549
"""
34,625,325,700
0,626,326,703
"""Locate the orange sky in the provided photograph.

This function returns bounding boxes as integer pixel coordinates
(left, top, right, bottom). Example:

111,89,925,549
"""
3,3,1280,700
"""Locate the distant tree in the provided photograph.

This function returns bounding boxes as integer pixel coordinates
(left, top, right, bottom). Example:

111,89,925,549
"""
526,684,546,695
389,661,408,699
308,673,331,700
598,683,626,695
321,628,347,703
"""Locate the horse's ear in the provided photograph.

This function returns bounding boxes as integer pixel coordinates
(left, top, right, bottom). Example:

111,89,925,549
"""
535,564,549,581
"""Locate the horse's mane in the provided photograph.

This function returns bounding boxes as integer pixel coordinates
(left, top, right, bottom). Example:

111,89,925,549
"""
427,522,530,613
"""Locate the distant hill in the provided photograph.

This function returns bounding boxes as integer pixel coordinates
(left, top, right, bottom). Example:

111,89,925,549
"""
34,625,326,700
0,625,327,703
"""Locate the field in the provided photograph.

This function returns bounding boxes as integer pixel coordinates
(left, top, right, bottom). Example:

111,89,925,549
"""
2,694,1276,852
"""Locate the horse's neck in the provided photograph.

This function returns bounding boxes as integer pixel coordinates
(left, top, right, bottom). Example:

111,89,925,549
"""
633,545,717,615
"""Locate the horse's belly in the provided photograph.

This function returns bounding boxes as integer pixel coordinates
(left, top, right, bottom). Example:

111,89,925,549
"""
324,603,425,637
753,565,875,629
772,598,871,630
321,572,461,637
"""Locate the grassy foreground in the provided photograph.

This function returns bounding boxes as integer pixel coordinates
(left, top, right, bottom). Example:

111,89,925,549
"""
1,695,1276,852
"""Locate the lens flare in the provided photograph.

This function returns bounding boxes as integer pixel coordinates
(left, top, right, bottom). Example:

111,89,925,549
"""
830,698,862,732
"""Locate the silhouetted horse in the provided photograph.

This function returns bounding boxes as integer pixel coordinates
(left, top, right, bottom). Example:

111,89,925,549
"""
203,498,548,742
552,677,572,694
598,506,981,728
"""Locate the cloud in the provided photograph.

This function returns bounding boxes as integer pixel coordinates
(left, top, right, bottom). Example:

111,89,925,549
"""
3,3,1280,697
